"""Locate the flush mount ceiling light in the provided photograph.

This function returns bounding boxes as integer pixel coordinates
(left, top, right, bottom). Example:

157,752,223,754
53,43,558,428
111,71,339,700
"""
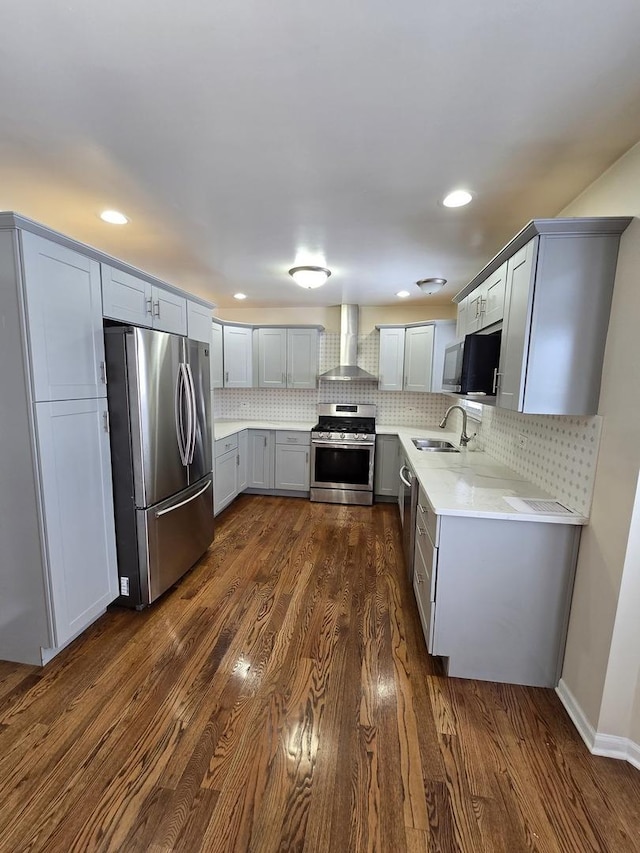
233,292,247,300
288,265,331,289
442,189,473,208
417,277,447,295
396,290,411,298
100,209,129,225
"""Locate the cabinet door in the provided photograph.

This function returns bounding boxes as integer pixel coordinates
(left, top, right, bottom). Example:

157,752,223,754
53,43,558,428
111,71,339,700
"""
374,435,399,496
187,301,212,344
481,261,507,328
257,328,287,388
214,448,238,515
497,238,538,411
403,325,434,393
378,328,405,391
21,232,106,402
35,398,118,647
465,290,484,334
287,328,318,389
211,322,224,389
275,444,310,491
247,430,274,488
101,265,152,326
151,286,187,335
237,429,248,492
223,326,253,388
456,296,469,339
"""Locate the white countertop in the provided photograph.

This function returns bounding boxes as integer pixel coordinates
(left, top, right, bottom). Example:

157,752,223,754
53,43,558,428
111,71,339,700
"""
214,419,315,440
213,418,586,525
379,424,586,525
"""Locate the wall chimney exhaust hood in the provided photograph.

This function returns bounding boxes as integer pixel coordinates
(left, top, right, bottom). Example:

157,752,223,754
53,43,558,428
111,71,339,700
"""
319,304,378,382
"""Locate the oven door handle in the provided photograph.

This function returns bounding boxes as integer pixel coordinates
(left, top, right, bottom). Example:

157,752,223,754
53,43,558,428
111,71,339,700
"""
312,441,374,450
399,466,413,488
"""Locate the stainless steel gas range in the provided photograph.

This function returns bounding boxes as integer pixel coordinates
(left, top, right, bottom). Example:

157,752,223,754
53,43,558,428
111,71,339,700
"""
310,404,376,505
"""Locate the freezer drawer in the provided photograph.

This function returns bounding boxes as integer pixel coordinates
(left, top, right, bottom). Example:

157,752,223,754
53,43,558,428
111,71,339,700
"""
137,476,214,603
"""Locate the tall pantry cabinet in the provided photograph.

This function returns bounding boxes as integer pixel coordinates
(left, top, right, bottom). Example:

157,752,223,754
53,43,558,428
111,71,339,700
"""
0,227,118,665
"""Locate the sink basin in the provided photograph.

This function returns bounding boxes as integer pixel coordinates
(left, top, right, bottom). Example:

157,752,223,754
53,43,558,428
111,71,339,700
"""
412,438,460,452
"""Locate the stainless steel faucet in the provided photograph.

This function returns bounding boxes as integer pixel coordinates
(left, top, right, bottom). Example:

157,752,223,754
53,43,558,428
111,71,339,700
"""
439,404,474,447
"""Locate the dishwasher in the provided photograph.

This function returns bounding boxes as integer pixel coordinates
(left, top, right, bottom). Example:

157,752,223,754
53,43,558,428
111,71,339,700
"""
398,458,419,581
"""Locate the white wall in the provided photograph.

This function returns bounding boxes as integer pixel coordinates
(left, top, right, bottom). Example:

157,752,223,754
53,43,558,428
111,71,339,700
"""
558,139,640,751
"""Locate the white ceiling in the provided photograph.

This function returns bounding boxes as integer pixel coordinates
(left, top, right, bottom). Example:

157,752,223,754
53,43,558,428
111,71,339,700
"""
1,0,640,308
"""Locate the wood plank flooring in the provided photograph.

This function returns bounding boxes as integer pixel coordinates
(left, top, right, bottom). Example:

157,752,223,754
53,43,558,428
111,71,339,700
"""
1,495,639,852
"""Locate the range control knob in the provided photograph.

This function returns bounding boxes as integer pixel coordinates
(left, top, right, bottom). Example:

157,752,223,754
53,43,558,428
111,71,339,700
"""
340,432,346,439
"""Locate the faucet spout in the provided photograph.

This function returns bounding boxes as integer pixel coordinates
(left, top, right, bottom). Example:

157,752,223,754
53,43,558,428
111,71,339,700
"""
439,404,474,447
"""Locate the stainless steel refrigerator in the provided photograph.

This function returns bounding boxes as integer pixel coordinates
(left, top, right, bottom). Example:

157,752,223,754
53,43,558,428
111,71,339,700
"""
104,326,214,607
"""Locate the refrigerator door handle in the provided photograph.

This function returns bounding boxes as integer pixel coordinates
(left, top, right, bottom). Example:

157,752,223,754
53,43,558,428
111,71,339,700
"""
185,362,198,464
155,479,212,517
174,364,190,467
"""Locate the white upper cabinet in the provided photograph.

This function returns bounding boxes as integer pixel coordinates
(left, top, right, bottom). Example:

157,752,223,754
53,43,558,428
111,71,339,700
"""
404,325,435,393
211,321,224,389
378,327,405,391
257,328,288,387
455,218,631,415
223,325,253,388
187,300,212,343
377,321,455,393
101,265,153,326
287,328,318,389
21,232,106,402
256,327,318,389
101,263,188,336
457,261,507,336
151,285,187,335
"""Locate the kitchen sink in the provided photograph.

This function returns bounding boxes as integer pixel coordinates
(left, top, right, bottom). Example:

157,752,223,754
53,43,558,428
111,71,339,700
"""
411,438,460,452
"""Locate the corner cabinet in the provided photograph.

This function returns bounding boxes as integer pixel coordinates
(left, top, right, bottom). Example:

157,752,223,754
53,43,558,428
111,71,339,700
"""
0,228,119,665
222,325,253,388
377,321,456,393
454,218,632,415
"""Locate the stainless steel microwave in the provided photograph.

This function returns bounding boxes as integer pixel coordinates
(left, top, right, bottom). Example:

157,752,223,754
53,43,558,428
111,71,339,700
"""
442,332,501,394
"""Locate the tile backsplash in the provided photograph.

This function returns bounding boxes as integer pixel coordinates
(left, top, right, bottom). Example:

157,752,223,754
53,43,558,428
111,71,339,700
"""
214,330,603,516
447,403,602,516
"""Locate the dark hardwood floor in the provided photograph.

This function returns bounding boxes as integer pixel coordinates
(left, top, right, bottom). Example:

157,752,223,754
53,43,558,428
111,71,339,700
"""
1,495,639,852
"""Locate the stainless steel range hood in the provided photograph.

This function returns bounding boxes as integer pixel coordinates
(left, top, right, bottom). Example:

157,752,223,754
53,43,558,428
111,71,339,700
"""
319,304,378,382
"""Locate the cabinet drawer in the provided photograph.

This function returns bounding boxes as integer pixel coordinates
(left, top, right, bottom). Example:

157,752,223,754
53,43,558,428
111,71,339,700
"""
417,486,438,546
215,434,238,458
413,538,436,653
275,430,310,446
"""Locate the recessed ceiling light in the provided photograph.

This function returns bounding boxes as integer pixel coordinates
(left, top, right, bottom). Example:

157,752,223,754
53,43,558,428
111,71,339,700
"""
442,189,473,208
100,209,129,225
288,265,331,289
233,293,247,300
396,290,411,298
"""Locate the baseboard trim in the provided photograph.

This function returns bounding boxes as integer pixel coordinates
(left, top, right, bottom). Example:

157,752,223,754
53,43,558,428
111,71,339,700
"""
556,679,640,770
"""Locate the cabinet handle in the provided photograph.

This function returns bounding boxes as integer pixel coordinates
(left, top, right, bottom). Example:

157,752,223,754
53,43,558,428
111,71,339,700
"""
225,371,229,383
153,300,161,318
100,361,107,384
236,454,240,466
103,411,110,433
146,298,153,315
305,451,309,463
418,503,428,514
416,573,424,584
493,370,502,394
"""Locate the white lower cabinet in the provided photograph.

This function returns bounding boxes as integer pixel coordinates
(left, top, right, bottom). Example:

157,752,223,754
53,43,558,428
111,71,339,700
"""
247,430,275,489
374,434,399,497
35,397,118,649
214,433,240,516
411,482,581,687
274,431,310,491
